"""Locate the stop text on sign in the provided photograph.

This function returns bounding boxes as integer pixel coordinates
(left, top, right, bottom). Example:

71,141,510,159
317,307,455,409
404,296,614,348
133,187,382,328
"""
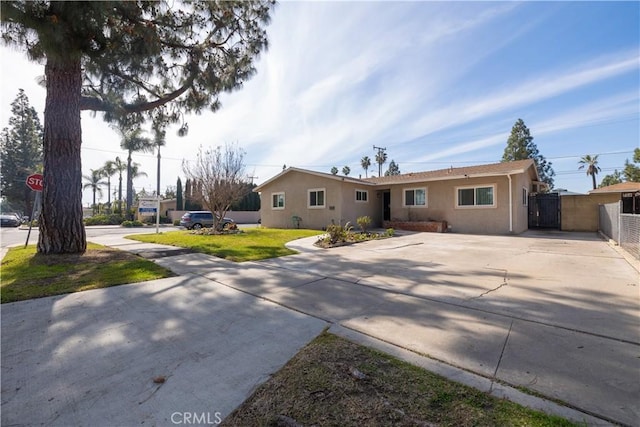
25,173,44,192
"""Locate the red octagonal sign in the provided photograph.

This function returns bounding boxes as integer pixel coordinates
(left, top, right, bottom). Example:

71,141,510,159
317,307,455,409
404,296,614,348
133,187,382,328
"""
26,173,44,192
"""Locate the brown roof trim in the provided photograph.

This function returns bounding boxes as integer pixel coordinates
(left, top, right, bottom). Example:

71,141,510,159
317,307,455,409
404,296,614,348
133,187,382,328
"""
589,182,640,194
253,167,374,192
363,159,537,185
254,159,539,192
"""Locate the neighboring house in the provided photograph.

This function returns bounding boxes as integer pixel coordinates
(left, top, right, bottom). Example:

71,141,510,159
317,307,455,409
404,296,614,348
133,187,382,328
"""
254,159,543,234
589,182,640,214
550,188,584,196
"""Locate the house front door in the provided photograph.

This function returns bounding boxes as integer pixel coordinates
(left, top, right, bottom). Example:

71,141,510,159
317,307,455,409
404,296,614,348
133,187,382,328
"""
383,191,391,222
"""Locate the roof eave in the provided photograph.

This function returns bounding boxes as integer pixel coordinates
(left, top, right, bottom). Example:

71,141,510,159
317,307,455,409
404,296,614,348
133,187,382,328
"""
253,167,374,192
368,168,532,186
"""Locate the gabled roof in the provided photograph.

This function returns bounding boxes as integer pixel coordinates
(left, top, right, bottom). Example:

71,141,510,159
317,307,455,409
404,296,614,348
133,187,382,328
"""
254,159,539,192
253,166,374,192
363,159,538,185
589,182,640,194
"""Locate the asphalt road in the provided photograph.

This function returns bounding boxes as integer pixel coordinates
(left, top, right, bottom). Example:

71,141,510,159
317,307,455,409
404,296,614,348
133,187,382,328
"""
0,225,182,249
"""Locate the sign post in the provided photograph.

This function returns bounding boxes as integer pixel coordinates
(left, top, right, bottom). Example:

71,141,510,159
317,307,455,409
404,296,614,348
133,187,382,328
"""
24,173,43,248
138,197,161,234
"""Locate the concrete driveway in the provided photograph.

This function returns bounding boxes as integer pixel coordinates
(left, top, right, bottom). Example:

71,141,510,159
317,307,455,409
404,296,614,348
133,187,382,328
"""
152,230,639,425
2,230,638,426
276,231,640,425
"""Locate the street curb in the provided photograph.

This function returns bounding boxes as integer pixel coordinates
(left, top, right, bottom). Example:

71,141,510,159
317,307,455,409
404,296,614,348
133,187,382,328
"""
328,324,614,427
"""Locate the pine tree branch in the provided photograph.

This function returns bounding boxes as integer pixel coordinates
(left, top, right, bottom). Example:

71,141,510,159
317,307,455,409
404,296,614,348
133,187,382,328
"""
79,71,197,114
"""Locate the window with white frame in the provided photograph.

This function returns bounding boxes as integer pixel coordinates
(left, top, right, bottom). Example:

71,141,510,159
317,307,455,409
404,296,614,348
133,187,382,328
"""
522,188,528,206
456,185,496,208
404,188,427,207
355,189,368,202
271,192,285,209
308,188,325,208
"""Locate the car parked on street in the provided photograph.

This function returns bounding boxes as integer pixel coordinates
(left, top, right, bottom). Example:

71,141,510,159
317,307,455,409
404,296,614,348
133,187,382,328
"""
0,214,21,228
179,211,236,230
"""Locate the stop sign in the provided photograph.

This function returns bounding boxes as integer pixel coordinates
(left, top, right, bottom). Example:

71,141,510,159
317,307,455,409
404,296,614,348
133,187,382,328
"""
25,173,44,192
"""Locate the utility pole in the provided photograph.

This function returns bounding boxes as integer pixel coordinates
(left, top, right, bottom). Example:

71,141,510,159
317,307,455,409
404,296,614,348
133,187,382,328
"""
373,145,387,177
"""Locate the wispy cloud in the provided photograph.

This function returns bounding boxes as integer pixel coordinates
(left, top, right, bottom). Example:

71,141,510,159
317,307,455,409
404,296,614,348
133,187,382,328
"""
404,50,639,141
236,2,526,171
2,1,637,200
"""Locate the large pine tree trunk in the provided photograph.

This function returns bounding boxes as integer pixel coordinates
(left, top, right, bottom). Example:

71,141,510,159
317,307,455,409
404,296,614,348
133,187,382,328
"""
37,56,86,254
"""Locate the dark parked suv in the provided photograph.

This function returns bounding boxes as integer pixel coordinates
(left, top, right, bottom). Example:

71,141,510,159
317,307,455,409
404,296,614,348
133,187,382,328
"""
0,214,21,228
180,211,235,230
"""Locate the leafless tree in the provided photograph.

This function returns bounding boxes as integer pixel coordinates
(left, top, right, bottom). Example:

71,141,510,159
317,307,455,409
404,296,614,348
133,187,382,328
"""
183,143,249,230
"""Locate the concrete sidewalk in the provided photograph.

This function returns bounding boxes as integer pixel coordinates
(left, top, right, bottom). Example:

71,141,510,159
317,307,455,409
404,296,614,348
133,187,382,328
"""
3,231,638,426
1,242,327,426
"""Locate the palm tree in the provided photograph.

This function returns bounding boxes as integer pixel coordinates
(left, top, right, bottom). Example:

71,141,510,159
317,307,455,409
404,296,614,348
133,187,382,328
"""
152,127,166,197
129,162,148,184
113,156,127,214
83,169,106,213
361,156,371,178
578,154,601,190
375,151,387,177
100,160,117,212
129,163,148,206
113,123,153,214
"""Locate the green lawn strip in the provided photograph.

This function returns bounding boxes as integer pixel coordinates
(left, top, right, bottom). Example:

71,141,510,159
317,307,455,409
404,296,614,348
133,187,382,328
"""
127,228,322,262
1,243,173,303
223,333,577,427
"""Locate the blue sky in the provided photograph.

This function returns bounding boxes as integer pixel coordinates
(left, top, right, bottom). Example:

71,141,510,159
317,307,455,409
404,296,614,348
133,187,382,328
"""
1,1,638,206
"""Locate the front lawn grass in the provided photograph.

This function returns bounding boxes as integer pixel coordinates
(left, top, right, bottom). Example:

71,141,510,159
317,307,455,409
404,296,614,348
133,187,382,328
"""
127,228,322,262
223,332,577,427
1,244,173,303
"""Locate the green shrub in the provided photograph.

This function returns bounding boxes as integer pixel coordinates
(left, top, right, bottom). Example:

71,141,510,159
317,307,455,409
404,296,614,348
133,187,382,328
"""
141,215,172,224
173,219,181,226
190,227,242,236
323,222,354,245
121,220,144,227
356,216,372,233
84,214,124,226
317,223,394,248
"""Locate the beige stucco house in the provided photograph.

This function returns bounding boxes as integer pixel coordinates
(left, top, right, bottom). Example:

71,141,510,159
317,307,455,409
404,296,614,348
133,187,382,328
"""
589,181,640,214
254,159,543,234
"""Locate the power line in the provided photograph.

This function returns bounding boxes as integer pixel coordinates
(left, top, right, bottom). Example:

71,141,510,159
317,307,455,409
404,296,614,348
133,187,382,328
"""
373,145,387,177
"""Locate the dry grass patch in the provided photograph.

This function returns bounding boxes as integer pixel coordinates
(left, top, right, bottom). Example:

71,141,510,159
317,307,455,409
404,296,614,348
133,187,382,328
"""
223,333,577,427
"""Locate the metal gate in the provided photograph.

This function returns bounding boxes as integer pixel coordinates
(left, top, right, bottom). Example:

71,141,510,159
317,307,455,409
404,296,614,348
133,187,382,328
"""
528,193,560,229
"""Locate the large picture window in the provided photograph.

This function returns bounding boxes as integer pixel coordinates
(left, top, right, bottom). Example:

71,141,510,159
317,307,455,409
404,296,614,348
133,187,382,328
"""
308,188,325,208
456,185,496,208
404,188,427,207
272,192,285,209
